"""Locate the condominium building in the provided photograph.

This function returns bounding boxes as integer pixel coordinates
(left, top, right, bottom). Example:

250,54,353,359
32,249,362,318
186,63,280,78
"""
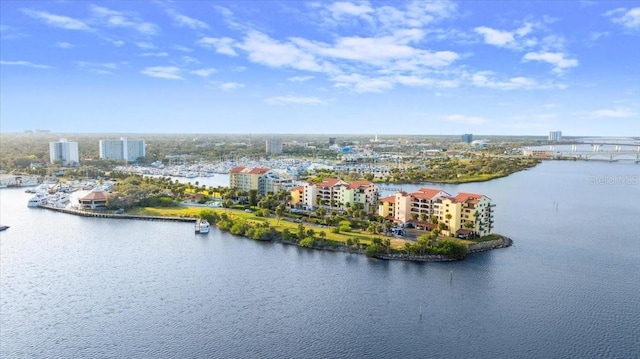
379,188,494,237
265,139,283,155
296,177,379,213
49,138,79,166
229,166,295,195
99,137,145,162
549,131,562,142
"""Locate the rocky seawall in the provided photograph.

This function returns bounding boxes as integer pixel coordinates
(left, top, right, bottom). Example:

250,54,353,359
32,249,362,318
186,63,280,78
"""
467,235,513,253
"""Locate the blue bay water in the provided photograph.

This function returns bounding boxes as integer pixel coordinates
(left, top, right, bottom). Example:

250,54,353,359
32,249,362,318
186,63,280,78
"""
1,161,639,358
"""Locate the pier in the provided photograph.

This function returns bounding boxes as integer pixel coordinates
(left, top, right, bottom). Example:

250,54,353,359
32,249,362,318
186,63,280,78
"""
38,205,197,222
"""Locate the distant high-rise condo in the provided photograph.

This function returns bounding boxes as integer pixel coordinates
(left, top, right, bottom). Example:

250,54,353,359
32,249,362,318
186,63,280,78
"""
461,134,473,144
49,138,79,166
549,131,562,142
99,137,146,162
265,139,283,155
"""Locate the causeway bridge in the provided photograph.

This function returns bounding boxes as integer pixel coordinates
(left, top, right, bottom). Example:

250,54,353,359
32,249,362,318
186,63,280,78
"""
553,145,640,162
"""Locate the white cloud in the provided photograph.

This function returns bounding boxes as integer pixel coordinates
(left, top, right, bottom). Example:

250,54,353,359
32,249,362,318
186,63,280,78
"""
197,37,237,56
141,66,183,80
470,71,554,90
90,5,158,35
22,9,91,31
0,24,27,39
173,45,193,52
474,23,537,48
444,114,486,125
0,60,51,69
75,61,118,74
239,31,332,73
327,2,374,19
606,7,640,30
166,9,208,29
139,52,168,57
191,68,217,77
332,73,394,93
55,42,74,49
104,38,125,46
589,108,637,118
136,42,156,49
374,0,457,29
265,96,325,105
475,26,515,47
218,82,245,91
288,76,315,82
523,51,578,73
181,56,199,65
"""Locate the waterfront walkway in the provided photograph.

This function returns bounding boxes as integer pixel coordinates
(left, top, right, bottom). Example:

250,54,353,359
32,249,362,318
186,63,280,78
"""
39,205,196,222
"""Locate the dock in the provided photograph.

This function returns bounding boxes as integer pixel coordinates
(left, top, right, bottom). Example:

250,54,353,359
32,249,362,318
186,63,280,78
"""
38,205,197,223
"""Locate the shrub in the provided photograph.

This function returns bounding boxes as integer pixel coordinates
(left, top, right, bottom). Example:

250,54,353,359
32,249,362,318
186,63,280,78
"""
300,237,315,248
434,239,467,259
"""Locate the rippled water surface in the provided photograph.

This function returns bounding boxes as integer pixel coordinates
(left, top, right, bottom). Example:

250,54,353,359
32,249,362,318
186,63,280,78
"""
1,161,639,358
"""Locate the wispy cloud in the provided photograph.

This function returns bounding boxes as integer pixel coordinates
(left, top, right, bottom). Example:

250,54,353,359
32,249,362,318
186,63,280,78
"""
141,66,183,80
218,82,244,91
22,9,91,31
55,42,74,49
197,37,237,56
166,9,208,29
0,24,28,39
589,108,637,118
75,61,118,74
605,7,640,30
470,71,562,90
136,42,156,49
90,5,158,35
191,68,217,77
288,76,315,82
523,51,578,73
0,60,51,69
139,52,168,57
265,96,326,105
444,114,486,125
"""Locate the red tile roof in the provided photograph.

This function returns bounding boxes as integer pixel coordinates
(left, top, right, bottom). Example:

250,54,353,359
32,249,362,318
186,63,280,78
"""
454,192,486,204
248,167,270,174
379,195,395,204
229,166,246,173
318,178,342,187
291,186,304,192
411,188,447,199
347,180,374,189
80,190,108,201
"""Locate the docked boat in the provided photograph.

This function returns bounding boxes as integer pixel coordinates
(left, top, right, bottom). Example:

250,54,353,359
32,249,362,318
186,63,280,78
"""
27,193,46,207
195,218,210,234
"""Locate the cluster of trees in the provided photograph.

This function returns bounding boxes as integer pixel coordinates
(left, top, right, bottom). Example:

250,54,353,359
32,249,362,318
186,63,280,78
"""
403,234,468,260
382,157,540,183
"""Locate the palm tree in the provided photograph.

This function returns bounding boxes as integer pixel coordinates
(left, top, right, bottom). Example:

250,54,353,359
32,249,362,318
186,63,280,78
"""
319,231,327,245
275,204,284,225
404,242,412,255
384,238,391,255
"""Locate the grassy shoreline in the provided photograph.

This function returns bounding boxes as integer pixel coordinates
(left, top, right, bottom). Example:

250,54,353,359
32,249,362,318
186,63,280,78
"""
128,206,411,249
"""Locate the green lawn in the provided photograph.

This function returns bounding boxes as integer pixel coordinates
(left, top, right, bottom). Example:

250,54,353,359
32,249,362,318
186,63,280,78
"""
128,206,411,249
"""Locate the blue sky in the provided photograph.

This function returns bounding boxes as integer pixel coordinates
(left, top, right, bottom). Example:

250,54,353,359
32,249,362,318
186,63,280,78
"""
1,1,639,136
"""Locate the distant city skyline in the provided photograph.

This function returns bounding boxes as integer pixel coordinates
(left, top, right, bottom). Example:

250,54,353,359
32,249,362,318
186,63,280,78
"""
1,1,639,136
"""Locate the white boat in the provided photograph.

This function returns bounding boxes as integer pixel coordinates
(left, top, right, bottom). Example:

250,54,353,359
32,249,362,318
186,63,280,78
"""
195,218,210,234
27,194,46,207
